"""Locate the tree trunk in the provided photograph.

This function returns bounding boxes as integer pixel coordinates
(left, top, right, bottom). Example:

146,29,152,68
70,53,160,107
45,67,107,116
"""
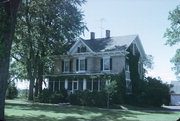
28,77,34,100
0,0,21,120
27,59,35,101
34,80,38,97
38,58,44,94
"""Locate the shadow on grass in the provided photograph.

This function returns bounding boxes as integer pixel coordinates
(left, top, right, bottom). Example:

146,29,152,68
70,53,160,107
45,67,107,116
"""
6,101,176,121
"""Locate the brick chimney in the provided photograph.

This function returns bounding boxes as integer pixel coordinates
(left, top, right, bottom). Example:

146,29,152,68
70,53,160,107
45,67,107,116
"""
106,30,110,38
90,32,95,39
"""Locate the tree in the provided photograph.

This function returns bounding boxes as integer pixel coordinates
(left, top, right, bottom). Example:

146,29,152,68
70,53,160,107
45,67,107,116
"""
0,0,21,120
164,4,180,76
12,0,86,100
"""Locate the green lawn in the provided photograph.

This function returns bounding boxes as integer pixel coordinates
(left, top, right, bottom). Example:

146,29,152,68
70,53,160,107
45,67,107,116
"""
5,99,180,121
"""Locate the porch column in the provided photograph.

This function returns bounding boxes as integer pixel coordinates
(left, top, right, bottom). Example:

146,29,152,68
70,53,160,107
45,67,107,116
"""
59,80,61,91
98,79,100,91
91,79,93,91
77,80,79,90
65,79,68,89
53,80,55,92
44,78,49,89
83,79,87,90
72,80,73,93
106,80,110,87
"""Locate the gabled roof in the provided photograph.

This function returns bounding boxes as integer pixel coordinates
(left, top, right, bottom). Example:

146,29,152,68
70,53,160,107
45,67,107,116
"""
81,35,137,52
68,34,146,60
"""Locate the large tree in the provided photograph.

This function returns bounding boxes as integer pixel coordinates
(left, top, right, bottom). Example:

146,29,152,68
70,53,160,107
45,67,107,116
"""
12,0,86,100
164,5,180,77
0,0,21,120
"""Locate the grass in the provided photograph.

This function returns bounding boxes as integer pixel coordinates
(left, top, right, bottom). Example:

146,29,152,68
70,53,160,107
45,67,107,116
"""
5,99,180,121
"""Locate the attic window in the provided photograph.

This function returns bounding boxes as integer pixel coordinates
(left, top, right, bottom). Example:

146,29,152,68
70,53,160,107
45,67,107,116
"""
77,46,87,53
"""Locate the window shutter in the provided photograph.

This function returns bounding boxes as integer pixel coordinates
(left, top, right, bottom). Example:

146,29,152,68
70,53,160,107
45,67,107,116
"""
62,60,64,72
110,58,112,70
85,58,87,70
100,58,103,70
76,59,79,71
70,60,72,72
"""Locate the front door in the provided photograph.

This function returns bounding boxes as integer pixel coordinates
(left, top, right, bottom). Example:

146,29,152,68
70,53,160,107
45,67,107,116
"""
72,80,78,93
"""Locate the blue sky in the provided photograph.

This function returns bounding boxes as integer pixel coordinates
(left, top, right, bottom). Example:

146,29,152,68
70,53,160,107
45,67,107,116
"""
81,0,180,83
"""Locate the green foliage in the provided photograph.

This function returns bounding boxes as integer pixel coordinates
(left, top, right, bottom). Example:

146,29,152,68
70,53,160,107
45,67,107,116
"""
11,0,87,99
50,92,64,104
145,77,170,106
109,73,126,104
127,46,141,95
38,89,68,104
170,49,180,75
164,4,180,75
164,5,180,46
6,84,18,99
69,90,107,107
125,77,170,107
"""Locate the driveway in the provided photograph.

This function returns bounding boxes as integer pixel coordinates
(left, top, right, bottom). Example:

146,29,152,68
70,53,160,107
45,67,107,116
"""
162,105,180,111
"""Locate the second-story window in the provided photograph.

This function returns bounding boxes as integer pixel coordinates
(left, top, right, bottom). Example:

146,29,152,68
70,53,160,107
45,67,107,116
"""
76,57,87,72
80,59,85,71
101,56,112,71
64,60,69,72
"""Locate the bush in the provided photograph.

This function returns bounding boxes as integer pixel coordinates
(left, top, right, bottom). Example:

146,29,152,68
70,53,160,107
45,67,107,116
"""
6,84,18,99
38,89,68,104
38,89,51,103
125,77,170,107
60,89,68,103
69,90,83,105
69,90,108,107
50,92,64,104
144,77,170,106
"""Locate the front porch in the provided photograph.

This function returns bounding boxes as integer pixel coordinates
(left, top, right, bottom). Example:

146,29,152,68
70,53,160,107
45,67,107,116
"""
45,74,110,94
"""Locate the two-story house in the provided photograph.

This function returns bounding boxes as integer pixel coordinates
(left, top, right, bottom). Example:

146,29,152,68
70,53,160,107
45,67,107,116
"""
44,30,146,94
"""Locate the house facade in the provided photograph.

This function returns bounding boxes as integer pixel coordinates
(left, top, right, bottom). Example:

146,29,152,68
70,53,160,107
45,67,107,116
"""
44,30,146,94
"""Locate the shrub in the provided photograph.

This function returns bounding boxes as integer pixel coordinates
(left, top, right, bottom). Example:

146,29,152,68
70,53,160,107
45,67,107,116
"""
144,77,170,106
60,89,68,103
69,90,83,105
38,89,68,104
50,92,64,104
69,90,108,107
125,77,170,107
38,89,51,103
6,84,18,99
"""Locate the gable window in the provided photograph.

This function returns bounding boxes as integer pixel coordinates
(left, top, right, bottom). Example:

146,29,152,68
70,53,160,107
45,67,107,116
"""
77,46,87,53
101,56,112,71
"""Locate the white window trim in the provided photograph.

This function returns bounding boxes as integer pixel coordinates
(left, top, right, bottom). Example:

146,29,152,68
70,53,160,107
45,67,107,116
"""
63,59,70,73
78,57,86,72
72,80,79,93
103,56,110,71
125,64,130,73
